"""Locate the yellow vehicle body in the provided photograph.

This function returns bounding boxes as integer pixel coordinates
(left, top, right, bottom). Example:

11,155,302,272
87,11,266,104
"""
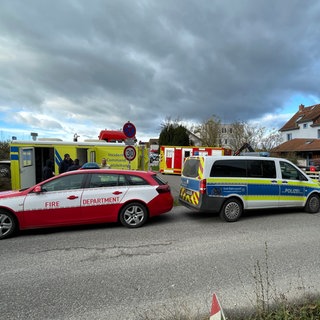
10,140,149,190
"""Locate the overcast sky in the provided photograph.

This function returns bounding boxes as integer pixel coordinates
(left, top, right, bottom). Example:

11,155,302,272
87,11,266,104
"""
0,0,319,142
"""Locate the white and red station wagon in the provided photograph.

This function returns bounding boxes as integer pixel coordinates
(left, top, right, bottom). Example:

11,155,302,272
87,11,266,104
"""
0,169,174,239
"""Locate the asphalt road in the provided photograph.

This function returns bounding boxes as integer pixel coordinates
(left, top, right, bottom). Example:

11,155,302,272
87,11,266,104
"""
2,202,320,320
159,173,181,199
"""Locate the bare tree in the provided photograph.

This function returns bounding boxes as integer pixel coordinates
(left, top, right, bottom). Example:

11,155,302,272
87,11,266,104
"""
260,129,282,151
228,121,265,152
192,116,221,147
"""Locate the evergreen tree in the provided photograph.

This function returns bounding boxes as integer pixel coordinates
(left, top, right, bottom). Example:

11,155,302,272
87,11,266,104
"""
159,119,190,146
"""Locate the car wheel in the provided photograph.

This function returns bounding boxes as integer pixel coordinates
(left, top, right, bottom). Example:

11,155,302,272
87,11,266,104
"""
220,198,242,222
305,194,320,213
119,202,148,228
0,211,17,240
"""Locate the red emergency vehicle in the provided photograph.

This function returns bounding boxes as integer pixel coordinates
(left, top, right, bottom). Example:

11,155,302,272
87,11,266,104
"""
98,130,136,142
159,145,232,175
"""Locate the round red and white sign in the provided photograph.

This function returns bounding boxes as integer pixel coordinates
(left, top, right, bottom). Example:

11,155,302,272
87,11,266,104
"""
123,146,136,161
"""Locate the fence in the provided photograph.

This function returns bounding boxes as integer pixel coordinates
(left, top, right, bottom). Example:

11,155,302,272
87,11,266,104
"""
305,171,320,180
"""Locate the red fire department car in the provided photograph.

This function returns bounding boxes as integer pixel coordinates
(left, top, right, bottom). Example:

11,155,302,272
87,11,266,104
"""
0,169,174,239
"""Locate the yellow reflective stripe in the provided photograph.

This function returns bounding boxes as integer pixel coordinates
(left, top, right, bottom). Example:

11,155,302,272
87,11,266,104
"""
279,196,306,201
180,187,200,205
207,178,279,184
206,178,319,188
243,195,278,200
198,157,204,179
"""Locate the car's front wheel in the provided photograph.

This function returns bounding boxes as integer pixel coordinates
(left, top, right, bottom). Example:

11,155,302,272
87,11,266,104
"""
220,198,243,222
0,211,17,240
119,202,148,228
305,194,320,213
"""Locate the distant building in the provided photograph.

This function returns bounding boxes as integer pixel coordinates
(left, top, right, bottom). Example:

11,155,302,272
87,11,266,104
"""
272,103,320,166
279,104,320,141
219,124,234,148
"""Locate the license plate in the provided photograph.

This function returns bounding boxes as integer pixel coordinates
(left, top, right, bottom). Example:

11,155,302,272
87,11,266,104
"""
185,189,193,196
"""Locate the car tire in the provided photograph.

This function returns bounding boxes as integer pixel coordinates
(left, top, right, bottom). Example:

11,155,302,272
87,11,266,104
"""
119,202,148,228
0,211,17,240
305,194,320,213
220,198,243,222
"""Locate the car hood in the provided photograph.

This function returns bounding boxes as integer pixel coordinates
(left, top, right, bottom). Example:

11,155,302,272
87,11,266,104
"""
0,190,25,199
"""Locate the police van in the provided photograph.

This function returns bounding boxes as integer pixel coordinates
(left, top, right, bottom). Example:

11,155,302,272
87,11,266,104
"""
179,156,320,222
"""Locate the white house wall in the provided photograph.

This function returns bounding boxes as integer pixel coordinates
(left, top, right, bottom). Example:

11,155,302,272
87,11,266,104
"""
281,121,320,141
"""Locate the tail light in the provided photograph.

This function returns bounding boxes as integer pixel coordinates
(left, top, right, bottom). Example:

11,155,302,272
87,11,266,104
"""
199,179,206,194
156,185,171,194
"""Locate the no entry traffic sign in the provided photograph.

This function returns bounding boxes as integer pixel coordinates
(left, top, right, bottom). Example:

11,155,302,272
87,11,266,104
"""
123,146,136,161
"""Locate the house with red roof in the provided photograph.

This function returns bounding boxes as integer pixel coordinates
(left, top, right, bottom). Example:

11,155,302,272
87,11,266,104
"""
272,104,320,166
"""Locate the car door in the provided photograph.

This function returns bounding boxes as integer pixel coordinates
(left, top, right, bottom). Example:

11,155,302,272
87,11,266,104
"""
80,173,128,223
22,173,86,227
278,160,307,207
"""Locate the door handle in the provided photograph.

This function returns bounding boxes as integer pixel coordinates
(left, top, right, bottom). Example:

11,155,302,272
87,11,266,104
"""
67,195,79,200
113,191,122,195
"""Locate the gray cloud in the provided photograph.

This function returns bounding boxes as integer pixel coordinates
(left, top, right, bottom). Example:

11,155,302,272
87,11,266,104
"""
0,0,319,140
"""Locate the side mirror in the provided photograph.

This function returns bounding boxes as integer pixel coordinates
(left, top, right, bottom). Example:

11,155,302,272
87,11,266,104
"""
33,185,42,193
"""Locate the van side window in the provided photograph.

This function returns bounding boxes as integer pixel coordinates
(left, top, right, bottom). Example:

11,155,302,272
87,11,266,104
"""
280,161,307,181
247,160,276,178
211,160,247,177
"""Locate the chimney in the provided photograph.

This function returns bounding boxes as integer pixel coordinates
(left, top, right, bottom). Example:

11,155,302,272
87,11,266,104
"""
299,104,305,111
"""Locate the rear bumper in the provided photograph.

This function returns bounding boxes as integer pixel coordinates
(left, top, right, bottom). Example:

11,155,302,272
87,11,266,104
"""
179,195,224,213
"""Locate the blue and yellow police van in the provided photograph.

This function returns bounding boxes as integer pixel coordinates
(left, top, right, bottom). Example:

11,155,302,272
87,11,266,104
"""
179,156,320,222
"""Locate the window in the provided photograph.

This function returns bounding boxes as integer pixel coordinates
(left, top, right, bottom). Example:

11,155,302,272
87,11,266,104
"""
247,160,276,178
211,160,247,177
303,123,308,129
127,175,148,185
182,158,200,178
211,160,276,178
318,129,320,139
43,174,85,191
221,128,227,133
89,173,126,187
287,133,292,141
22,148,33,167
280,161,307,181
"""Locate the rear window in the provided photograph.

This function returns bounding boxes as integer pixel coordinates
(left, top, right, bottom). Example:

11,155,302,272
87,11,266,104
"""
182,158,200,178
210,159,276,178
152,174,167,185
126,175,149,186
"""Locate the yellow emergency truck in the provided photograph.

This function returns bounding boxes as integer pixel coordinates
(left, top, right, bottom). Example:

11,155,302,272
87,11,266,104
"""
10,139,148,190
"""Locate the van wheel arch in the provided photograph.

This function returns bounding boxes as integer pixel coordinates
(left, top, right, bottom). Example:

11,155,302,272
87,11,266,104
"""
220,197,243,222
305,193,320,213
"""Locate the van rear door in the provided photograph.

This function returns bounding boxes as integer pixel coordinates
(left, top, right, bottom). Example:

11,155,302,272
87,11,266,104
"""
180,157,203,208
